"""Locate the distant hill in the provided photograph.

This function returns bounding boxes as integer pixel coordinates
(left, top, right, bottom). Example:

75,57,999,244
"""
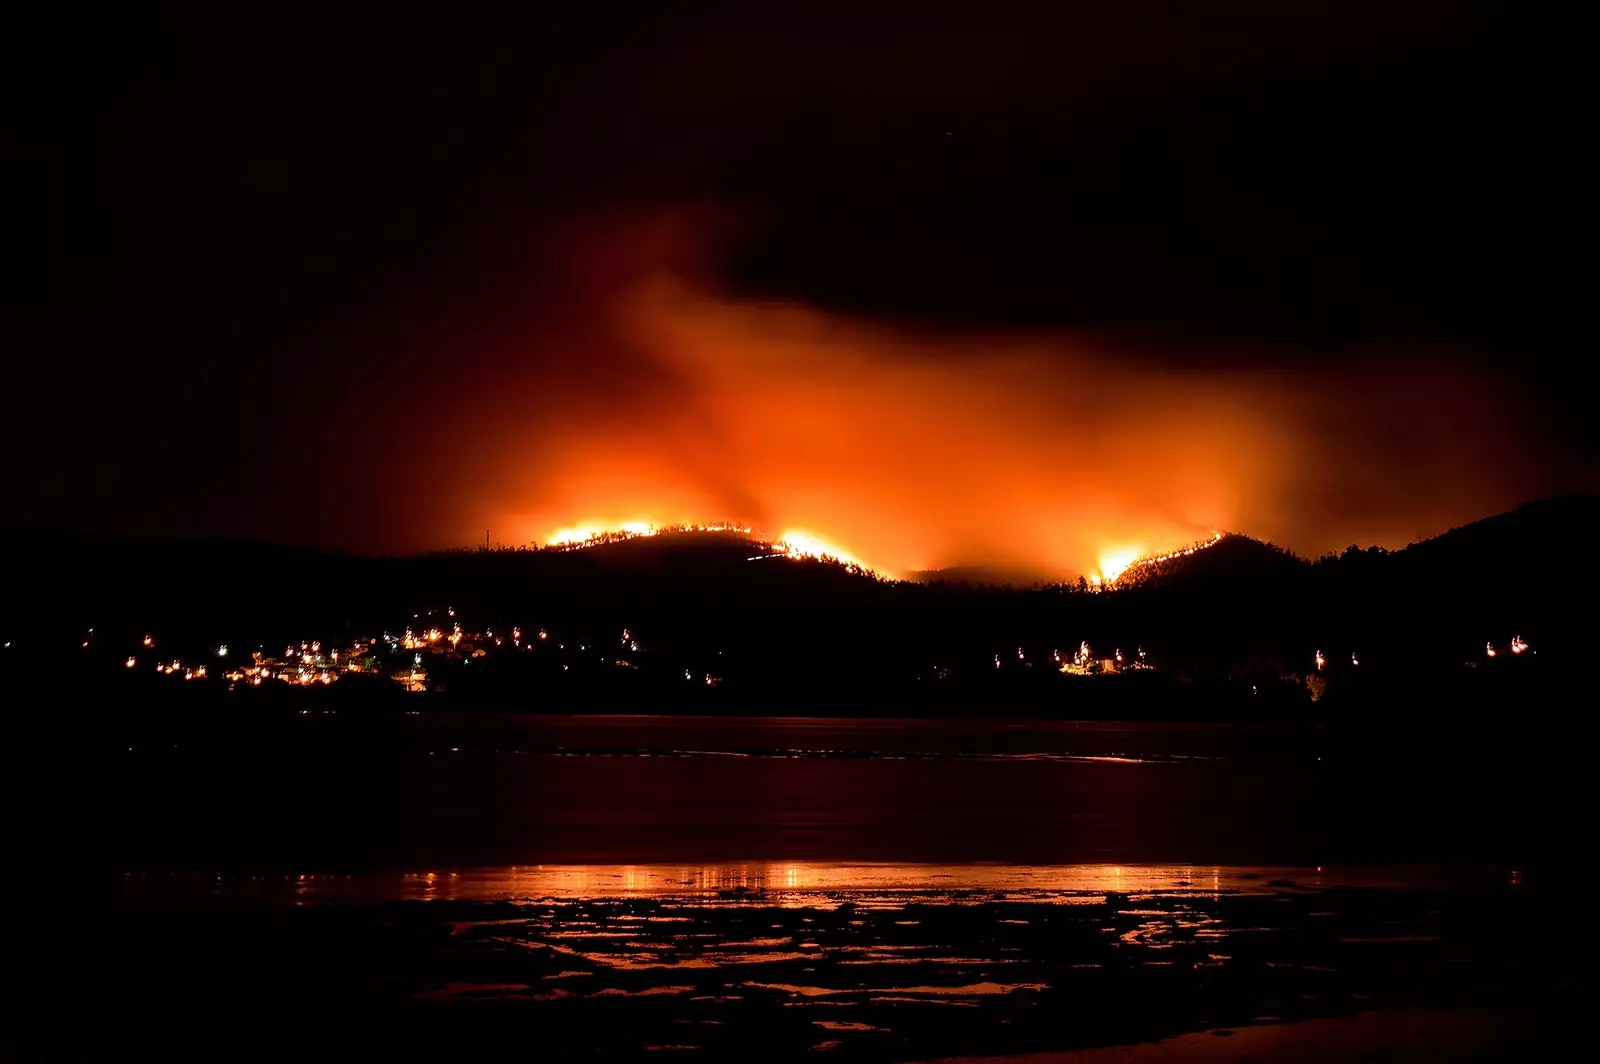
3,495,1595,711
1397,493,1600,573
1337,493,1600,664
1108,533,1304,593
908,564,1059,588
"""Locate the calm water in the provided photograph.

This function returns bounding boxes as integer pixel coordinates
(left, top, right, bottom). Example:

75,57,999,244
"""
113,712,1537,873
97,714,1561,1060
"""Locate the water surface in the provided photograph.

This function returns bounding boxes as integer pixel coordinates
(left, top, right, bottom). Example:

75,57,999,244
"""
114,713,1531,871
101,713,1557,1060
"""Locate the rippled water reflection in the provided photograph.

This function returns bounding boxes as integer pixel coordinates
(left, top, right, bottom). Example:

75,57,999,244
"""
105,713,1556,1059
115,863,1538,1059
125,861,1500,903
116,714,1536,871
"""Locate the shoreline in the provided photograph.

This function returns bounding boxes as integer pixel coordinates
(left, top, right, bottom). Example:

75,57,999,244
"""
916,1008,1542,1063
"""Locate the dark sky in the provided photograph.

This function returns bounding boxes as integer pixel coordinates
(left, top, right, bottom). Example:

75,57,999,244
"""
3,2,1582,571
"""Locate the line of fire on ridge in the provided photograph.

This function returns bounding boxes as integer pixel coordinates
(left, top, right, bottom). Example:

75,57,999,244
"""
539,522,1226,587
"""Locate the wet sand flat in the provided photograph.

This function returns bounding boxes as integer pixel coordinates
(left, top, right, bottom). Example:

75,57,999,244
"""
101,869,1558,1060
79,716,1573,1059
919,1008,1538,1062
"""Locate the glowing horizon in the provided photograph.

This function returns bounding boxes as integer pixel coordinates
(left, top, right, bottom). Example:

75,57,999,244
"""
534,517,1223,583
542,519,885,575
453,210,1558,577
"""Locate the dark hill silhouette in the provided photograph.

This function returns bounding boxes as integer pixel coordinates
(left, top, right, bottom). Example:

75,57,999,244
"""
1406,492,1600,562
1312,493,1600,668
3,494,1593,717
1111,533,1303,593
908,564,1060,588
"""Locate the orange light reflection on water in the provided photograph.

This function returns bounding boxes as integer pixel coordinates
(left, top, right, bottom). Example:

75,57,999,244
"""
436,863,1267,901
131,862,1506,905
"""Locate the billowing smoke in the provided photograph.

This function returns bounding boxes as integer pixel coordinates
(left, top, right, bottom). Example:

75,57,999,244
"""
439,210,1556,578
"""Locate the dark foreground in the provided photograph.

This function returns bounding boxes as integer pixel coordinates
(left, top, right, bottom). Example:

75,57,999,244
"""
32,714,1589,1059
104,865,1572,1061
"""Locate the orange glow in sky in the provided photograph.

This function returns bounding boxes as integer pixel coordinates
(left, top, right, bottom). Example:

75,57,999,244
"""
441,211,1553,579
774,529,868,570
1096,547,1145,585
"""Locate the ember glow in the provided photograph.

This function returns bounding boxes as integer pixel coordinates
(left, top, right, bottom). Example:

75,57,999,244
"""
1095,547,1144,586
545,521,751,549
542,519,884,575
445,213,1557,579
1100,532,1228,588
774,529,863,568
548,522,658,547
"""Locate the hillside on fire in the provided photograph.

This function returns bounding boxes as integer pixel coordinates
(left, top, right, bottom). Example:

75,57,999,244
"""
3,495,1593,719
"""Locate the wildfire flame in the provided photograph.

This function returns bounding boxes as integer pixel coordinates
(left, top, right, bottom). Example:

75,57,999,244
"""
1095,547,1144,585
774,529,868,570
1059,641,1095,674
536,516,1222,586
1098,532,1226,588
546,521,752,548
543,519,884,575
548,521,659,546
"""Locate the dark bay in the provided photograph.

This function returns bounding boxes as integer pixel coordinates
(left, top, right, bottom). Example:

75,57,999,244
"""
61,713,1573,1060
111,713,1553,872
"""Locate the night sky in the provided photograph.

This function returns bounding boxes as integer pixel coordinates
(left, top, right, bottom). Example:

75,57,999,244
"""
5,2,1580,575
